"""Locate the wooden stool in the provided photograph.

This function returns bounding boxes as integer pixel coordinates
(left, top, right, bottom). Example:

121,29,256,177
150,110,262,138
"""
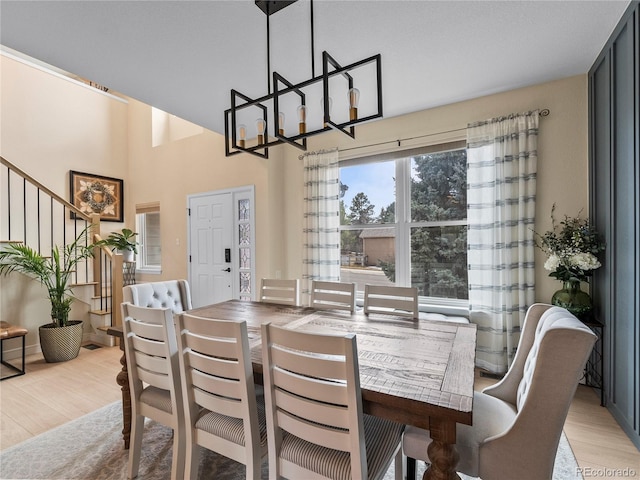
1,321,28,380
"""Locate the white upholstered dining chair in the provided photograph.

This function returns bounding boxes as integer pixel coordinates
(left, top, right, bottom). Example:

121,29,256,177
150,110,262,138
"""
310,280,357,312
123,279,192,313
176,313,267,479
259,278,300,306
364,284,419,319
402,304,597,480
261,322,404,480
121,302,185,480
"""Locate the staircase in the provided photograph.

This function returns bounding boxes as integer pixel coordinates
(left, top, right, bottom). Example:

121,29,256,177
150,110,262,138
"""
0,156,124,351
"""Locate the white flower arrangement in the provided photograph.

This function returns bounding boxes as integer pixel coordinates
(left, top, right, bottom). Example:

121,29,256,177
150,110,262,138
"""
535,205,605,283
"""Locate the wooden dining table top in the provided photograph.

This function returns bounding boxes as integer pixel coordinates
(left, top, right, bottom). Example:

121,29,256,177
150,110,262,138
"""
186,299,477,430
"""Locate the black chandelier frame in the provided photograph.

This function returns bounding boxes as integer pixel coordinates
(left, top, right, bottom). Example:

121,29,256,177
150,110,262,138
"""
224,2,382,159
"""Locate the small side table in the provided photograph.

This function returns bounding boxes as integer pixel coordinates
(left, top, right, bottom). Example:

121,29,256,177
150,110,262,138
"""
581,316,605,406
123,261,136,286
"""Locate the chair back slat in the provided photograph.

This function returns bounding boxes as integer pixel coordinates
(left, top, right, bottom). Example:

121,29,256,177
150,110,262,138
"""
260,278,300,306
272,365,350,406
311,281,356,312
274,387,350,430
185,332,242,362
364,284,419,319
192,384,244,419
271,344,349,381
132,347,170,375
189,361,244,401
276,408,353,452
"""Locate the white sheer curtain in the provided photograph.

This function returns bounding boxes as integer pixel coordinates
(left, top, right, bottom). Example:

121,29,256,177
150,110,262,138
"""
467,111,538,374
302,148,340,300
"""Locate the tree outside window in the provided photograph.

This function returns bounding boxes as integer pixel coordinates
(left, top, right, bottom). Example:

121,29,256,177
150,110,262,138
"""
339,145,467,302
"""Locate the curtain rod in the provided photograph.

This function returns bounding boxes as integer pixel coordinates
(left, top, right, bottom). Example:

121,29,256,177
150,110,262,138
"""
299,108,549,159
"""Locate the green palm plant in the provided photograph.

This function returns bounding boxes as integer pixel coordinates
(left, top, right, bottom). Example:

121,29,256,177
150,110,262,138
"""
0,226,96,327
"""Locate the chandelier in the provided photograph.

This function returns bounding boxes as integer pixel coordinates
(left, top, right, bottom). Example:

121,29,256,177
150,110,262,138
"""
224,0,383,159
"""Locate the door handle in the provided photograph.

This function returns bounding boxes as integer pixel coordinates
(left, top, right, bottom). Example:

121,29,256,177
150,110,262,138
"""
222,267,231,272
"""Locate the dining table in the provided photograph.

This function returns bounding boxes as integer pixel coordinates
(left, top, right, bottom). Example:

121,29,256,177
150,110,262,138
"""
108,299,477,480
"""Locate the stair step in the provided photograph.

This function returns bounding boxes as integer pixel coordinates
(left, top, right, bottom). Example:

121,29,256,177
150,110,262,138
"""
90,309,112,316
70,281,98,287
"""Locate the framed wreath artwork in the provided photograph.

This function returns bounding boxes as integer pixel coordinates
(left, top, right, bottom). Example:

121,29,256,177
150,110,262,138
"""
70,171,124,222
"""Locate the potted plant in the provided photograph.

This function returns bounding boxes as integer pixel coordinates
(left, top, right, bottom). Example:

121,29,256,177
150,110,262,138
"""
535,205,606,318
98,228,138,262
0,226,96,362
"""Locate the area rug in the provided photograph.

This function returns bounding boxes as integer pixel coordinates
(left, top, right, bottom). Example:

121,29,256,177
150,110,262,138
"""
0,401,582,479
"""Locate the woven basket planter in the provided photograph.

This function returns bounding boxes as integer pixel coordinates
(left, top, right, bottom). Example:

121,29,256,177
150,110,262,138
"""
39,320,84,363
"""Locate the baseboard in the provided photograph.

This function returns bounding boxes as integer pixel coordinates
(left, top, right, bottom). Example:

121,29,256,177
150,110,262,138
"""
2,333,114,361
84,332,115,347
1,341,41,361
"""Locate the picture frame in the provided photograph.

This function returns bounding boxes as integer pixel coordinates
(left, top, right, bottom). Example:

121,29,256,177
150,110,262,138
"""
69,171,124,222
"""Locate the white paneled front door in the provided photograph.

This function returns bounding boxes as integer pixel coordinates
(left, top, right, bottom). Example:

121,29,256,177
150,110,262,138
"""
188,187,255,308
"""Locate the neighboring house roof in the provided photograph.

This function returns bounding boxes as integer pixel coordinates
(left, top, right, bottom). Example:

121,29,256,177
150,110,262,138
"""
359,227,396,239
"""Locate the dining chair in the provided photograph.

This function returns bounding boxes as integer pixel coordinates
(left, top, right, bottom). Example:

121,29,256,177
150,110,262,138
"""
261,322,404,480
259,278,300,306
402,304,597,480
310,280,357,312
176,313,267,479
364,284,419,319
121,302,185,480
123,279,192,313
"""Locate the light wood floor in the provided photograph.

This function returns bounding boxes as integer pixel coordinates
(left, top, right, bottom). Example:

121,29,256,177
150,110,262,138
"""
1,346,639,478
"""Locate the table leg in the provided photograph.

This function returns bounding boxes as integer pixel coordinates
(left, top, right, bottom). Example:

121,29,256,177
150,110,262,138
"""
114,343,131,449
423,418,460,480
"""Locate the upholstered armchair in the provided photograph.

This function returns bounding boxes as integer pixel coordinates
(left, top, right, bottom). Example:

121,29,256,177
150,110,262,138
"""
403,304,597,480
123,279,192,314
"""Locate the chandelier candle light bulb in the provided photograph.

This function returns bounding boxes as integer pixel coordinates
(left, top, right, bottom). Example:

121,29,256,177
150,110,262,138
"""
348,87,360,121
278,112,285,136
255,118,266,145
238,124,246,148
297,104,307,134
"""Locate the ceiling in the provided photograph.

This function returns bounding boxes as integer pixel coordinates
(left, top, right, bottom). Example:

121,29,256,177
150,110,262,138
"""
0,0,631,136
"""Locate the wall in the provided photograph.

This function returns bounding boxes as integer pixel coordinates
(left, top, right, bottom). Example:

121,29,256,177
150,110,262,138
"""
589,0,639,449
278,74,589,305
126,99,277,286
0,54,129,353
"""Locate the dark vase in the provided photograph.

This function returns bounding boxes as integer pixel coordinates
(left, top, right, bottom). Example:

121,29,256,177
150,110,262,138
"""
551,280,592,319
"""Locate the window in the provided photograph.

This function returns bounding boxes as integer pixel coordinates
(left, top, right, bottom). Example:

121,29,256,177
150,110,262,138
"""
151,107,203,147
339,141,468,305
135,203,161,273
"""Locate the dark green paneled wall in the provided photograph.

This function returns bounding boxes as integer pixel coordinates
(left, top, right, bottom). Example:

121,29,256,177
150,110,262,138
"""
589,0,640,450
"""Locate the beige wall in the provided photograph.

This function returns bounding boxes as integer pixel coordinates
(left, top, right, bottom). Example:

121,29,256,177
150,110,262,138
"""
1,52,589,354
0,54,129,351
126,98,280,285
278,74,589,304
1,56,129,198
